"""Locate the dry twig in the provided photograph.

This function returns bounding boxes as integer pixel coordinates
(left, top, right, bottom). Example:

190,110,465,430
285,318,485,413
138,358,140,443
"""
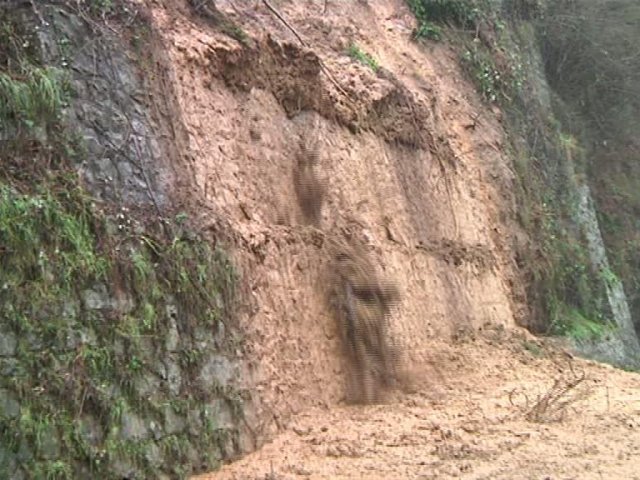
510,367,592,423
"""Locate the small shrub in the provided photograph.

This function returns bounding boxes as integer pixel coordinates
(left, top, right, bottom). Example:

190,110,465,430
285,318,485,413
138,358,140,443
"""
221,22,249,45
509,369,591,424
550,303,610,341
413,21,443,40
461,44,524,103
38,460,73,480
522,340,543,357
502,0,545,20
0,66,68,132
461,47,502,102
407,0,490,39
347,44,380,72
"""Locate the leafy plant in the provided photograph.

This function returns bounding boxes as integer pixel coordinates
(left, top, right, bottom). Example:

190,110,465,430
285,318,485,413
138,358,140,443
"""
413,21,443,40
347,44,380,72
407,0,489,39
0,66,68,132
461,47,502,102
38,460,73,480
88,0,115,15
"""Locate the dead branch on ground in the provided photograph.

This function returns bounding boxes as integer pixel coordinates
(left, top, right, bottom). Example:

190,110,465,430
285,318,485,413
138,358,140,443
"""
509,367,593,423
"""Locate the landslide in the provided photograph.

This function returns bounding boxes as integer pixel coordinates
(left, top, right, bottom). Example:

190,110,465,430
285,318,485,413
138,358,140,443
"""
141,0,639,478
148,0,524,432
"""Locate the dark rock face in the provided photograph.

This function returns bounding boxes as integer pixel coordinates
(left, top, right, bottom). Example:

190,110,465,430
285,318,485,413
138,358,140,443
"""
33,4,173,208
0,3,247,479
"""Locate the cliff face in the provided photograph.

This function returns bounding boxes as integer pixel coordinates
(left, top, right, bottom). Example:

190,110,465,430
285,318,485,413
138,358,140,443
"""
538,0,640,361
146,0,527,431
1,1,638,478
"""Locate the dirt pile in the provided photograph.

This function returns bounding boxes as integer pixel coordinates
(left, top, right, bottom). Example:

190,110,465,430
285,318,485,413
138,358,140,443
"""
195,332,640,479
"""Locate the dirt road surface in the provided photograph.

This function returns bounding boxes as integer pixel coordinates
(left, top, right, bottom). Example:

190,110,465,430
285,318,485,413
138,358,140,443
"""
194,334,640,480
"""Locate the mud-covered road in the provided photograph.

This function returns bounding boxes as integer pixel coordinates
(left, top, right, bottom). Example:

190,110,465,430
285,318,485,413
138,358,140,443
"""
195,335,640,480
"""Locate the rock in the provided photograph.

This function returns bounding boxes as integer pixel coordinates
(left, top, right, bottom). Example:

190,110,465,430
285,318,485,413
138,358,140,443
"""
76,415,104,448
62,301,78,319
164,358,183,396
166,315,180,352
120,411,150,441
0,359,18,376
214,320,226,345
198,355,234,390
111,457,136,480
185,443,202,468
65,327,97,350
205,399,234,430
82,284,114,311
145,443,161,465
115,293,135,314
112,338,125,359
16,440,33,464
0,441,18,473
237,425,256,454
0,332,17,357
0,389,20,419
39,428,60,459
187,409,202,437
11,469,25,480
221,432,236,459
149,419,162,441
25,332,43,351
134,372,162,400
193,326,211,344
139,337,156,365
163,406,186,435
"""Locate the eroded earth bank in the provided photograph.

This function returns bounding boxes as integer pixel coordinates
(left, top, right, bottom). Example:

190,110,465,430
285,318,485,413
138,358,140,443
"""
141,1,639,478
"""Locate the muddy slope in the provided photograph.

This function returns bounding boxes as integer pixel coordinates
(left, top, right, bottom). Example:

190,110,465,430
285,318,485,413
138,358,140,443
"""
145,0,527,445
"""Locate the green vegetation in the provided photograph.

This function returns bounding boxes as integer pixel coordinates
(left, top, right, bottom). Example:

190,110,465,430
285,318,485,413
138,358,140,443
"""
0,7,240,479
407,0,524,103
460,47,501,102
539,0,640,336
186,0,249,46
407,0,488,39
221,22,249,45
0,170,238,478
347,44,380,72
406,0,612,341
0,66,68,131
551,304,610,341
506,106,607,338
522,340,543,357
88,0,115,15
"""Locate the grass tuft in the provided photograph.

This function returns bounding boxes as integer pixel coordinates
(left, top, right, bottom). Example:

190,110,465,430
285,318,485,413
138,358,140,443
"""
347,44,380,72
0,66,68,131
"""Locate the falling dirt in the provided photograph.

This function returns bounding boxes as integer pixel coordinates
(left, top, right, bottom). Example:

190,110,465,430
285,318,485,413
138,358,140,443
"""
139,0,640,478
